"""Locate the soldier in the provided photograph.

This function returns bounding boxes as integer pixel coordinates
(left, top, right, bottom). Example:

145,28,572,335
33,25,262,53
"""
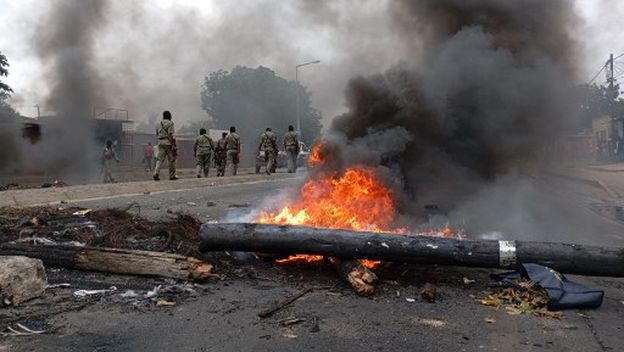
226,126,241,176
258,127,277,175
102,140,119,183
194,128,214,178
153,110,178,181
214,132,228,177
283,125,299,173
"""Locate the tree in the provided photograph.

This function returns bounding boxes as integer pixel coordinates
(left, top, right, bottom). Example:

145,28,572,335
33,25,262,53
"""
200,66,322,145
576,83,624,129
0,51,13,99
0,51,18,122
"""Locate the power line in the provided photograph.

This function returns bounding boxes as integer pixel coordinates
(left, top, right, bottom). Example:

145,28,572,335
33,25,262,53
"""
589,63,607,84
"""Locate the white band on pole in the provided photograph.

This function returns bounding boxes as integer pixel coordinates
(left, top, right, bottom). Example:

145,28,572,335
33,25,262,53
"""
498,240,517,268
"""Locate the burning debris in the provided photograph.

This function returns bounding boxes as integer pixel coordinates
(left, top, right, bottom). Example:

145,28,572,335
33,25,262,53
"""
255,140,459,274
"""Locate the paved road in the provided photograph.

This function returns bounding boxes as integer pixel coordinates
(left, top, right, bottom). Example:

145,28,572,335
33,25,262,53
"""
4,174,624,352
64,174,624,247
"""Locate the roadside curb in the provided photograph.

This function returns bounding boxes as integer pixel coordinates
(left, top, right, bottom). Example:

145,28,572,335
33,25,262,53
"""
0,173,301,208
585,165,624,173
545,170,621,199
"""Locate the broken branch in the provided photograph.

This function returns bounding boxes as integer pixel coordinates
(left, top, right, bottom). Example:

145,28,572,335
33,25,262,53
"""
258,287,312,318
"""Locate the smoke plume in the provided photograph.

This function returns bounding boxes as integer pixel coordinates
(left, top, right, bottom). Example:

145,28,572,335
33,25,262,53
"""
321,0,580,216
24,0,110,180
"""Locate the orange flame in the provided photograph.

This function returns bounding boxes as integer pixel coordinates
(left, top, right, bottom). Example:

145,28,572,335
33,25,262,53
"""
307,140,326,168
257,166,399,232
256,140,456,269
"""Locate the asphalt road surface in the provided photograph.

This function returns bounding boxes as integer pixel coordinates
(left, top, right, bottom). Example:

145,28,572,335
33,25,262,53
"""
3,174,624,352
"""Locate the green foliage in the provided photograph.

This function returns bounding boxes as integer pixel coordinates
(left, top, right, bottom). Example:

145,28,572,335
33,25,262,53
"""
0,51,13,99
200,66,322,145
576,83,624,128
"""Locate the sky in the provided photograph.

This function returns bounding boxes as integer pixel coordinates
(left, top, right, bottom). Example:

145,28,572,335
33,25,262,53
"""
0,0,621,127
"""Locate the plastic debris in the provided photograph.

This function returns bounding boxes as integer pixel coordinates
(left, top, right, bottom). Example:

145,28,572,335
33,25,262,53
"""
73,286,117,297
1,323,46,336
72,209,93,217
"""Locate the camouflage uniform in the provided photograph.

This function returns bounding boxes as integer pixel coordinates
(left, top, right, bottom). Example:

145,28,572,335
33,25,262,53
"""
153,120,177,179
259,130,277,174
194,134,214,177
214,137,228,177
101,146,119,183
283,131,299,173
226,132,241,176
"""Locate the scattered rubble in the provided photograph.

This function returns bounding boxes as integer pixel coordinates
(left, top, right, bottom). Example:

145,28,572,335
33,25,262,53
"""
421,283,437,302
1,323,46,337
73,286,118,298
479,279,562,319
0,206,202,256
0,256,47,306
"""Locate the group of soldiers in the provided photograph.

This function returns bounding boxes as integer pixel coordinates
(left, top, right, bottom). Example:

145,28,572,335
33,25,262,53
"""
101,110,300,183
106,110,299,182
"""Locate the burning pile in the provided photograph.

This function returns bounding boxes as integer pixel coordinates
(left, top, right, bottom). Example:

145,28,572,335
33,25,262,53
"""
257,141,456,270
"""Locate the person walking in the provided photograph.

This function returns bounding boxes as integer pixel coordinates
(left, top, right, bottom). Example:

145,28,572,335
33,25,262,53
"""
102,140,120,183
194,128,214,178
214,132,228,177
153,110,178,181
143,142,154,172
258,127,277,175
226,126,241,176
283,125,299,173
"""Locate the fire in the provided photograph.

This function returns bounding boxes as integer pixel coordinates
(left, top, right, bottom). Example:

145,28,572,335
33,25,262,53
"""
307,140,326,168
257,166,399,232
256,140,456,269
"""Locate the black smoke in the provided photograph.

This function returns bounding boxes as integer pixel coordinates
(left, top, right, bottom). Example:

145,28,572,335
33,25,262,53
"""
26,0,110,180
324,0,580,213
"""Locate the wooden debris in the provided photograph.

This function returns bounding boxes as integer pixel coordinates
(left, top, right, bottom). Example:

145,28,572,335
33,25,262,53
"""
330,258,377,296
277,317,306,326
258,288,312,318
0,244,213,281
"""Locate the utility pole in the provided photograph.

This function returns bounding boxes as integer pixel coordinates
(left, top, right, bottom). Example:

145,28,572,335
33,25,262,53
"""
295,60,320,143
609,53,615,90
33,104,40,118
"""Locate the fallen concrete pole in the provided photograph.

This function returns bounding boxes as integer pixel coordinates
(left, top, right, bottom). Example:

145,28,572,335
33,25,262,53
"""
1,244,214,281
199,223,624,277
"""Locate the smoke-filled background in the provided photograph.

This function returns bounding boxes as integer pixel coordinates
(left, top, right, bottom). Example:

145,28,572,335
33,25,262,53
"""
0,0,620,238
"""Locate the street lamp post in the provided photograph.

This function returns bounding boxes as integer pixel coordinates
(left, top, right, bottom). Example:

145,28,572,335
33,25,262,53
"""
295,60,320,142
